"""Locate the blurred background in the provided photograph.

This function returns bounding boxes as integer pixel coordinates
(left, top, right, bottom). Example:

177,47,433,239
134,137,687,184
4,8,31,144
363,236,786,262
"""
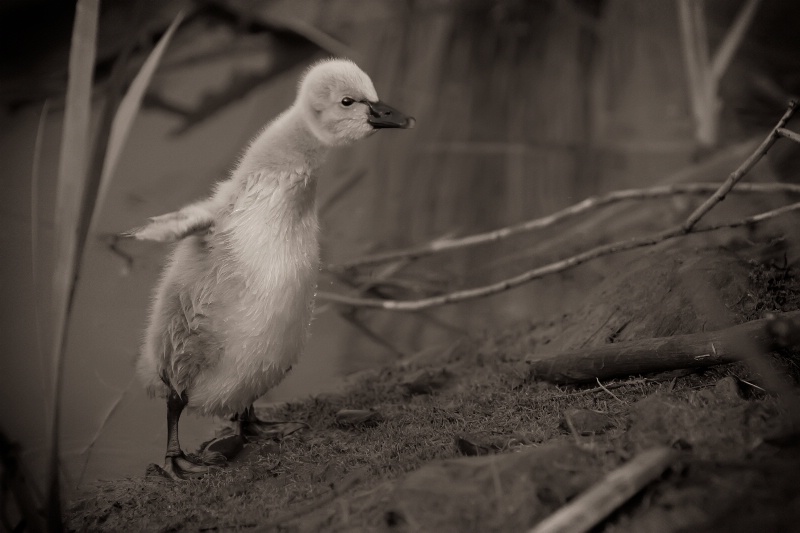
2,0,800,496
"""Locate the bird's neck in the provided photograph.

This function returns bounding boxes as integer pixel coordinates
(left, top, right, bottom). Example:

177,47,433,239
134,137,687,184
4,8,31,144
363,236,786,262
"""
239,106,329,177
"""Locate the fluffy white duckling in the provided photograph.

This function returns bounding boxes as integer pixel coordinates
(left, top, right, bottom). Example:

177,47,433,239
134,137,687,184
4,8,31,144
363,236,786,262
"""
128,58,414,479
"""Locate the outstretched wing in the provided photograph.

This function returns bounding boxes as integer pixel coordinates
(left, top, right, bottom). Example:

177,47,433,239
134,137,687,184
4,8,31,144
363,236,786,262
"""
124,203,215,242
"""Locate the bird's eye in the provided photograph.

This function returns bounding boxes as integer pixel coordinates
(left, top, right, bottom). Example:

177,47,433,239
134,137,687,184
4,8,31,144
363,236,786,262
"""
340,97,355,107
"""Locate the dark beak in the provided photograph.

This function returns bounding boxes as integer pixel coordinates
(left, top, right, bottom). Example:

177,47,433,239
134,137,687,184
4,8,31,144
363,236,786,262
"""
365,100,415,129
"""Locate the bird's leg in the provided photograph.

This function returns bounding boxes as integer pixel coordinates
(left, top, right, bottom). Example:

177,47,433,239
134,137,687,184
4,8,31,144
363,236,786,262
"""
192,402,305,466
161,389,210,480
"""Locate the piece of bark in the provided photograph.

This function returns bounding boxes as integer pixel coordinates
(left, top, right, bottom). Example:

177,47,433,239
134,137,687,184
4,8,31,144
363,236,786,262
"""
528,447,678,533
714,376,743,401
527,311,800,384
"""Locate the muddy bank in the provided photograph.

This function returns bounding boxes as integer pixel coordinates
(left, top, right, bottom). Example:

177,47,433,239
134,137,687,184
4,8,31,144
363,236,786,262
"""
65,241,800,532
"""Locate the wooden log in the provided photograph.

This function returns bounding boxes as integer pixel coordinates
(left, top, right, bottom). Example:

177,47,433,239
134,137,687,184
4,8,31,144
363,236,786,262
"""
527,311,800,384
528,446,679,533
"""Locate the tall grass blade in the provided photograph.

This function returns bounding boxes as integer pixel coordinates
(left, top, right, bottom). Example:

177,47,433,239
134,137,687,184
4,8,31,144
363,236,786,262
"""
31,100,51,430
90,10,185,232
710,0,761,81
43,9,184,523
48,0,99,529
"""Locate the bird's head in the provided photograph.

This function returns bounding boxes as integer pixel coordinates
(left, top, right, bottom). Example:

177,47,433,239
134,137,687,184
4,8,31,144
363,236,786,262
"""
296,58,415,147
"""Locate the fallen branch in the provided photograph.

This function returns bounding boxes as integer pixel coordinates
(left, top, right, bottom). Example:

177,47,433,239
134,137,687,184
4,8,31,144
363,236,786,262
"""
334,181,800,271
528,447,679,533
526,311,800,384
318,201,800,311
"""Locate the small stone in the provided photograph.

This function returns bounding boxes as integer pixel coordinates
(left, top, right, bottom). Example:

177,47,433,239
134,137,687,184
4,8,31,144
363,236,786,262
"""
714,376,743,402
561,409,613,435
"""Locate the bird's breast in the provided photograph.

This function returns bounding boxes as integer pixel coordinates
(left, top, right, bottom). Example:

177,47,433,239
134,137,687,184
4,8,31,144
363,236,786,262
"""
207,169,321,361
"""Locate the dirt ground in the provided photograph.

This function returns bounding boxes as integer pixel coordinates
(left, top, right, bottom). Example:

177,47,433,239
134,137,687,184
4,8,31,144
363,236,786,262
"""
64,236,800,532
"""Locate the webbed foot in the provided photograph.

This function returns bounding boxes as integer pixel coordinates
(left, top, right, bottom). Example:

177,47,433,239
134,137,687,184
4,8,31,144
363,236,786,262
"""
198,433,245,462
150,451,218,480
153,389,229,481
238,405,307,440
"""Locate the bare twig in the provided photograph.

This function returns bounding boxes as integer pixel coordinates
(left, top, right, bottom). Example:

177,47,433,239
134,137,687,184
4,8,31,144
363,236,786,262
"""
318,201,800,311
334,181,800,271
777,127,800,145
567,378,649,397
595,378,624,404
682,100,797,232
528,447,679,533
738,378,765,392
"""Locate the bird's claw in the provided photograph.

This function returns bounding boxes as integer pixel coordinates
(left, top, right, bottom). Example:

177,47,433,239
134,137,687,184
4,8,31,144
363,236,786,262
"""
150,451,222,480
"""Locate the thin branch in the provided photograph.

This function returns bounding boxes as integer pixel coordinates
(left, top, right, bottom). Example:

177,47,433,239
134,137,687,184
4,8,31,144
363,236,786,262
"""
528,447,678,533
317,201,800,311
334,181,800,271
778,127,800,145
595,378,625,404
334,103,796,272
682,100,798,232
567,378,649,397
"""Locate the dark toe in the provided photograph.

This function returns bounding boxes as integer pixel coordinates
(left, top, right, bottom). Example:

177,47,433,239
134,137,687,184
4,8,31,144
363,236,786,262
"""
201,433,244,462
158,455,211,480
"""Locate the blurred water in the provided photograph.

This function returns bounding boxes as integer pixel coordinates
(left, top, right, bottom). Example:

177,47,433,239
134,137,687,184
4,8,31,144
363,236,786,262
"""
0,0,710,500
